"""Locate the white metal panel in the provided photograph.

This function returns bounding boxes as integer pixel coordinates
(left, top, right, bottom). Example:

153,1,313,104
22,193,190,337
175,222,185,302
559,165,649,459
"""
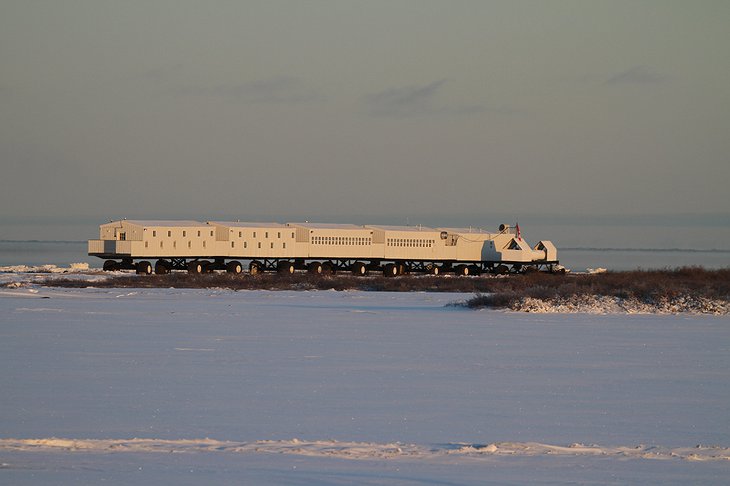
535,241,557,261
89,219,556,264
290,223,373,259
367,226,442,261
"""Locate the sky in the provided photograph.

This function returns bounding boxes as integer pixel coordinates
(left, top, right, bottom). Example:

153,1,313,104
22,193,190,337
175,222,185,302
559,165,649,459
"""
1,1,729,243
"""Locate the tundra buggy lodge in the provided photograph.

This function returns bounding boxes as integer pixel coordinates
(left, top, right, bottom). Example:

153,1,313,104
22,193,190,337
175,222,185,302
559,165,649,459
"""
89,220,558,276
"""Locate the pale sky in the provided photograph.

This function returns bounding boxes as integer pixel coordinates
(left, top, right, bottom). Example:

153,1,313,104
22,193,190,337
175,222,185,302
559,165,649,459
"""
1,1,729,241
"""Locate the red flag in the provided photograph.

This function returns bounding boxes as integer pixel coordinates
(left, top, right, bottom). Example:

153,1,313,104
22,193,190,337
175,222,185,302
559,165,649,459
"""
516,223,522,241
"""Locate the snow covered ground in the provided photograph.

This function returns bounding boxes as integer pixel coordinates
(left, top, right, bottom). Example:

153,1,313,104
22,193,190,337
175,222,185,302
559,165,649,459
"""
1,281,729,484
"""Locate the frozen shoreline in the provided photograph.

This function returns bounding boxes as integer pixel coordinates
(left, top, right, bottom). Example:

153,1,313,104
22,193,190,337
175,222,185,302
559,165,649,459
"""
2,437,728,462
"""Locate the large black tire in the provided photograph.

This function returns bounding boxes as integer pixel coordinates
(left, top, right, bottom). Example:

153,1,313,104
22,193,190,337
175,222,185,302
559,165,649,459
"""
120,259,135,270
103,260,118,272
155,260,170,275
468,265,481,276
249,261,262,275
277,261,295,274
426,264,440,275
136,261,152,275
322,262,336,275
226,261,243,274
495,264,509,275
455,264,469,276
308,262,323,274
351,262,367,276
383,263,398,277
188,261,204,274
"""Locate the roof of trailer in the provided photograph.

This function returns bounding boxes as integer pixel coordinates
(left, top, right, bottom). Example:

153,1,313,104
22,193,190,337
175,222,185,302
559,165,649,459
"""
287,222,366,230
437,227,494,235
118,220,209,227
365,225,438,232
501,237,531,251
209,221,287,228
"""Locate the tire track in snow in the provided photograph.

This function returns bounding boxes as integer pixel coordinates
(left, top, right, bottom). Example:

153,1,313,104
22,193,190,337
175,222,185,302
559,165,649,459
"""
0,438,727,462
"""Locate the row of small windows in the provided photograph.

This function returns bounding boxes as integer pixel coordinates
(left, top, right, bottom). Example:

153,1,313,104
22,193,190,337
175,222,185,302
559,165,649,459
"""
234,231,294,239
148,230,297,239
150,230,214,238
146,240,210,249
144,238,433,248
312,236,372,245
230,242,286,249
145,241,289,250
387,238,434,248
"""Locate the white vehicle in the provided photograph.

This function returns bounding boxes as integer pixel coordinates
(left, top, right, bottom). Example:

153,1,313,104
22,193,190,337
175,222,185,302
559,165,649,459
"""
89,220,558,275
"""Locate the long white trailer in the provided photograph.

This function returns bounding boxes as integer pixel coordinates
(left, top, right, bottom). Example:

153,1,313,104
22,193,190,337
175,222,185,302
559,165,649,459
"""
88,219,558,275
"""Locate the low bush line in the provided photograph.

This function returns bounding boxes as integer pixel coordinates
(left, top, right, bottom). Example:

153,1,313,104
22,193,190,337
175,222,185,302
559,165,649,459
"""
41,267,729,304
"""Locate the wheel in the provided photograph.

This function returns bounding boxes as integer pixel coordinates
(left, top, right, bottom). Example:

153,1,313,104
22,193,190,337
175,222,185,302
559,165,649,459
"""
383,263,398,277
495,264,509,275
455,264,469,276
468,265,480,276
322,262,336,275
426,264,439,275
226,261,243,274
188,261,203,274
397,263,408,275
277,261,295,274
351,262,367,276
308,262,323,274
103,260,118,271
155,260,170,275
249,261,262,275
136,261,152,275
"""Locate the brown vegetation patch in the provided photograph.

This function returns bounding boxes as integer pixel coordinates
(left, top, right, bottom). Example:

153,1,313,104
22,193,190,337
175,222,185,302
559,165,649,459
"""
47,273,489,292
44,267,730,310
465,267,730,312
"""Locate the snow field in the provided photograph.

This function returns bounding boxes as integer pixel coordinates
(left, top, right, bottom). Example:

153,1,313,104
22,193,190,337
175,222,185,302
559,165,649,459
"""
1,285,729,484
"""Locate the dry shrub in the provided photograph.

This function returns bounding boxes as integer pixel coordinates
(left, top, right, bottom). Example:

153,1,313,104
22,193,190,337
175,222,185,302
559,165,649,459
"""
466,292,518,309
464,267,729,309
524,285,558,300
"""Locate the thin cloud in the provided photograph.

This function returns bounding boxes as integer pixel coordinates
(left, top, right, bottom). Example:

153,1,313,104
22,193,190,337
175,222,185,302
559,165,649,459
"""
178,76,324,104
364,80,484,117
367,79,446,110
605,65,667,85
